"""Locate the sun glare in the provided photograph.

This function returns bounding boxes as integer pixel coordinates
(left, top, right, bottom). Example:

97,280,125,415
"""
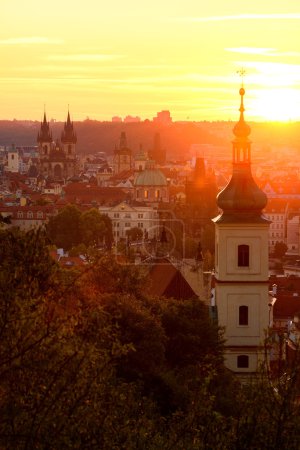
249,89,300,122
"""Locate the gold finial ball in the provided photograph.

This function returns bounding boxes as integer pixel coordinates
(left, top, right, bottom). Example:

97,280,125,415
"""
239,87,245,96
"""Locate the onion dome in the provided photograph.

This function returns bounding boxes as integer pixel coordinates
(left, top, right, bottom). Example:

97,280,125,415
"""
37,112,52,143
61,111,77,144
215,88,268,223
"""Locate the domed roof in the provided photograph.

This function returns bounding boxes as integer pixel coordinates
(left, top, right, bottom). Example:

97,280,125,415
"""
217,168,267,213
215,87,268,224
135,168,167,187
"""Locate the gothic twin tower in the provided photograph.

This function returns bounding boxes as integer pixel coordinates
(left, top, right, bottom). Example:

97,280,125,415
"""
37,111,77,180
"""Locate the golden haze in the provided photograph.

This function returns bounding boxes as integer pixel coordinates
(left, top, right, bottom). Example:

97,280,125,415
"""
0,0,300,121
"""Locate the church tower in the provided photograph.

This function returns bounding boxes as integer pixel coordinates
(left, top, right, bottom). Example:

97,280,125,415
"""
213,88,270,375
37,112,52,158
61,110,77,159
37,110,77,180
113,131,132,174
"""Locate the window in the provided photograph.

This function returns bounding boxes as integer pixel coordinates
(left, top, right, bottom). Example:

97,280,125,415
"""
238,244,249,267
144,190,148,199
138,213,143,219
17,211,23,219
68,145,72,155
27,211,33,219
125,223,130,227
239,305,248,326
37,211,43,219
114,213,119,218
237,355,249,368
155,189,160,199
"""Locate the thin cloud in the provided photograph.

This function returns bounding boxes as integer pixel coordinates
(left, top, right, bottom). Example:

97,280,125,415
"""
47,54,125,62
226,47,276,55
226,47,300,57
174,13,300,23
0,37,63,45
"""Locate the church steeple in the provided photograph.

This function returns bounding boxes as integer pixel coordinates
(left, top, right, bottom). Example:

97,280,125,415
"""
61,110,77,144
213,87,271,376
37,112,52,143
215,88,267,222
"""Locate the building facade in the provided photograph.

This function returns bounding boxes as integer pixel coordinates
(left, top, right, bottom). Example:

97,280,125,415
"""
99,202,158,241
213,88,271,375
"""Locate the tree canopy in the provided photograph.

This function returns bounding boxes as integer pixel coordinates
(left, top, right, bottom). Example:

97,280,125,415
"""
1,227,300,449
46,204,112,250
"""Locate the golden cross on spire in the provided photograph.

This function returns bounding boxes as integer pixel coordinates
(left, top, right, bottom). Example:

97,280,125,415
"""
237,68,246,87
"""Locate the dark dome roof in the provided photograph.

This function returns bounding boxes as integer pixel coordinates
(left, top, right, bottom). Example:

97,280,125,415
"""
217,168,267,213
215,87,268,223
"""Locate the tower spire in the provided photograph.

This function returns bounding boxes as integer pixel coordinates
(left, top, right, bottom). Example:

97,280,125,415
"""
215,87,267,222
37,109,52,143
61,109,77,144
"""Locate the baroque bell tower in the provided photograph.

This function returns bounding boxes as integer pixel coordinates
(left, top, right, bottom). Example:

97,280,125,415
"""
213,87,270,375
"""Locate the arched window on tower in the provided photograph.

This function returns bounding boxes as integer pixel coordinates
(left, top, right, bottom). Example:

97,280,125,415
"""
239,305,248,325
238,244,249,267
237,355,249,368
43,145,48,155
68,144,72,155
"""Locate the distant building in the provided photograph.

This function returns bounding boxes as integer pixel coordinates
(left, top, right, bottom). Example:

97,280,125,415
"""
153,110,172,125
6,145,19,173
112,116,122,122
263,199,287,253
99,201,158,241
124,115,141,123
148,133,166,165
0,204,55,230
185,157,218,235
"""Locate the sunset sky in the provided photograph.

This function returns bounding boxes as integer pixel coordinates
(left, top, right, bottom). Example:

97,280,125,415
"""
1,0,300,121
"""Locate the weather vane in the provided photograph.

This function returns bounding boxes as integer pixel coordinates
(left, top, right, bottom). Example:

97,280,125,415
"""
237,68,246,87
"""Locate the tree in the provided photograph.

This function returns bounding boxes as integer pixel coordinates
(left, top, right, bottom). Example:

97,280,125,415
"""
126,226,143,242
46,205,113,251
274,241,288,258
46,204,82,250
80,208,112,248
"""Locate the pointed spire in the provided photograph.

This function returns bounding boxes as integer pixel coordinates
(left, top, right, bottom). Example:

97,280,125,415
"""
61,109,77,144
119,131,127,149
37,111,52,143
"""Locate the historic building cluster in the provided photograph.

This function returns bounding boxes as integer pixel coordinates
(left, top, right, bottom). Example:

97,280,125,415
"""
2,92,300,377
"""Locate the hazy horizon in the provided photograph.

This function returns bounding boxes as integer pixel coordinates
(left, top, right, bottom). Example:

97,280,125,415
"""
1,1,300,122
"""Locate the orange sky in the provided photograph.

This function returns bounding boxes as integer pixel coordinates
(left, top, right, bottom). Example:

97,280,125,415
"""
1,1,300,121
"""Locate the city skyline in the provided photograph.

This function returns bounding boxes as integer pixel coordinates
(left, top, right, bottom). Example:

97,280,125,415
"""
1,1,300,122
